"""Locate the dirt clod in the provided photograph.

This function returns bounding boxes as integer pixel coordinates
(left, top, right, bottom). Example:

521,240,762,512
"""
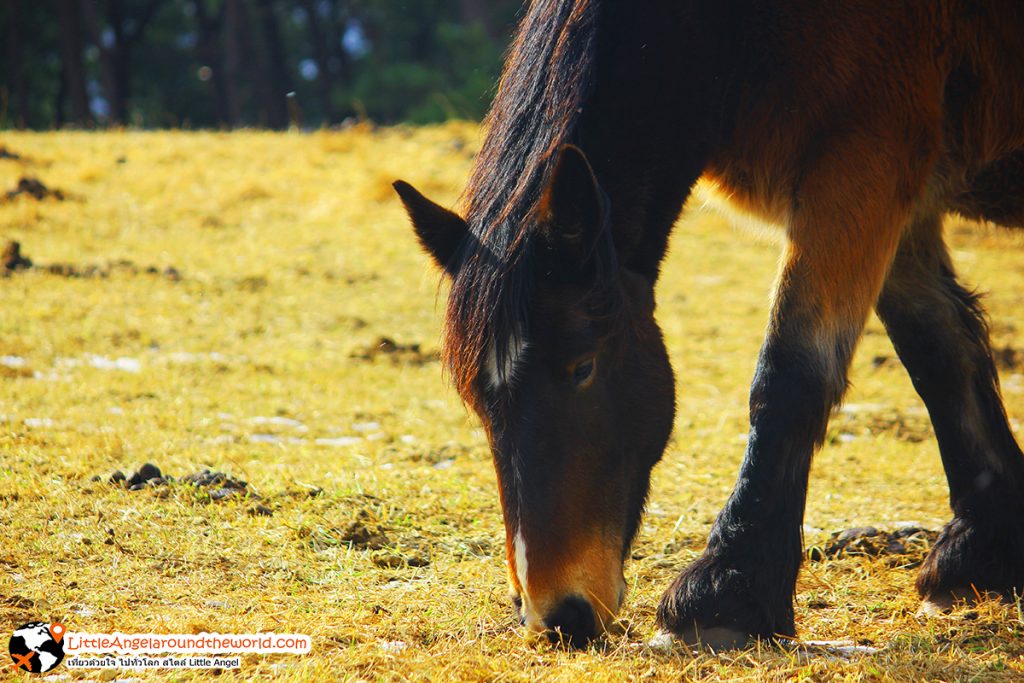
182,469,248,490
454,536,494,558
341,520,390,550
41,260,182,281
871,355,899,369
279,485,323,500
127,463,163,488
102,465,258,502
994,345,1021,370
371,541,430,569
180,469,256,502
4,176,65,202
368,533,432,568
371,551,404,568
2,241,32,273
4,595,34,609
350,336,439,365
209,487,243,501
808,525,936,561
1,241,182,281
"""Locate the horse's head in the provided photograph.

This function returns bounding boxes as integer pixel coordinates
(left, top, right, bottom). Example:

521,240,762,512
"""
395,146,675,644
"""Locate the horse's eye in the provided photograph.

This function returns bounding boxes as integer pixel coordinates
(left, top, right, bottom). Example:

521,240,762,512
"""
571,357,596,387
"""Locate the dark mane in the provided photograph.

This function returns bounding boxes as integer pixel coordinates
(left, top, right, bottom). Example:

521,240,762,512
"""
445,0,602,400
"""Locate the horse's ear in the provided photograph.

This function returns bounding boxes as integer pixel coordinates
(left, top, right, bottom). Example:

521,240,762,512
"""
394,180,468,276
539,145,608,258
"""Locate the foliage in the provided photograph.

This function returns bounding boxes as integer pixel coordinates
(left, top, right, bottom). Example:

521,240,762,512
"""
0,0,520,129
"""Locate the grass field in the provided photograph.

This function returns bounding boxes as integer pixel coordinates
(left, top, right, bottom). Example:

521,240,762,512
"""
1,125,1024,681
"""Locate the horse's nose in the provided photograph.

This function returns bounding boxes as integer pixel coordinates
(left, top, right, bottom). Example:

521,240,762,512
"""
544,595,597,646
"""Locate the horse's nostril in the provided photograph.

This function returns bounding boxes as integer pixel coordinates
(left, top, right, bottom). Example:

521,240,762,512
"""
511,594,524,624
544,596,597,646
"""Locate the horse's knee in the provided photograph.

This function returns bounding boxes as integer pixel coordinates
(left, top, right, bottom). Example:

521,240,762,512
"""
746,332,852,457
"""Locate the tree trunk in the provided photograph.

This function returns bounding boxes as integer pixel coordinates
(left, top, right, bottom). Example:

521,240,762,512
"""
5,0,29,128
83,0,166,126
256,0,291,129
113,44,132,124
300,0,335,124
105,0,130,123
327,0,353,88
57,0,92,126
55,64,66,128
81,0,122,124
192,0,234,127
222,0,247,125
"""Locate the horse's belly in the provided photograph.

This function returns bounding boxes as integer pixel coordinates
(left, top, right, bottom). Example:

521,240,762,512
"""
948,151,1024,229
689,176,787,241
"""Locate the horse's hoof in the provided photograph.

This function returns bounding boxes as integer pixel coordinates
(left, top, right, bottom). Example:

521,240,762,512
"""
917,594,957,617
917,588,1004,616
648,630,677,651
649,626,750,652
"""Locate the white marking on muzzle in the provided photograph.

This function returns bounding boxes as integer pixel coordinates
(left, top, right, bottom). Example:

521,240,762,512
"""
514,525,546,631
485,333,529,389
514,525,529,593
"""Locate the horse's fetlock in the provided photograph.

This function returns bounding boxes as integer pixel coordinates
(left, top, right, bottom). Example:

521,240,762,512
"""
917,507,1024,602
656,546,797,644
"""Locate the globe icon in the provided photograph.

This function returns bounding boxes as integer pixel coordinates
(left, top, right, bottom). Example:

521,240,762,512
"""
8,622,65,674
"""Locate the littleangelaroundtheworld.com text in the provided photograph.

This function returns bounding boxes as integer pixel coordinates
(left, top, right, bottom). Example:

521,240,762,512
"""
64,632,311,654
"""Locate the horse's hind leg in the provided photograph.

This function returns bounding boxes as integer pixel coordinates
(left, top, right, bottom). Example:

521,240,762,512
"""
875,212,1024,612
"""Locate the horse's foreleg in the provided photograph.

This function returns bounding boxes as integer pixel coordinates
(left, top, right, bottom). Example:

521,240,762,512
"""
656,136,928,648
876,212,1024,613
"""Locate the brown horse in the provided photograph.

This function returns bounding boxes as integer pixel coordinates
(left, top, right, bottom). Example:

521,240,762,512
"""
395,0,1024,648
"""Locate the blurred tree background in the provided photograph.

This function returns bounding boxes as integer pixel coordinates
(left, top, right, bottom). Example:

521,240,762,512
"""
0,0,521,129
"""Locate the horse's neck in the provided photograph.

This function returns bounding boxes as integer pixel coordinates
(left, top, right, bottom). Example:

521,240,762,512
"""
577,0,746,280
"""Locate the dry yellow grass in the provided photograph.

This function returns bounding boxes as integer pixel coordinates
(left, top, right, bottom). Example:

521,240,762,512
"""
1,125,1023,681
